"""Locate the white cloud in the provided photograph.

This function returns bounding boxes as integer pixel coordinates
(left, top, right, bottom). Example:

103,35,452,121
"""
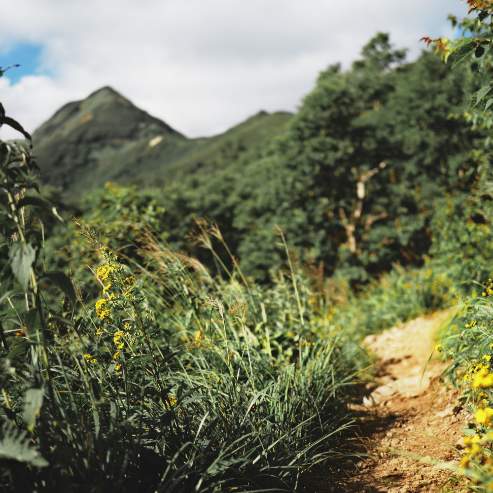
0,0,466,139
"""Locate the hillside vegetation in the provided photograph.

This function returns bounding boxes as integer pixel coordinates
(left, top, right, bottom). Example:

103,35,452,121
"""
2,2,493,491
36,34,483,285
34,86,291,195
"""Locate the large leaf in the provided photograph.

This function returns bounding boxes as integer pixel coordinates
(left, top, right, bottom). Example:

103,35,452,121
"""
448,39,476,67
474,84,492,107
9,243,36,290
23,388,44,432
0,423,48,468
0,116,31,141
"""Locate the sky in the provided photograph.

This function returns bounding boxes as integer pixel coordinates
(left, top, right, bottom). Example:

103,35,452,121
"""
0,0,466,139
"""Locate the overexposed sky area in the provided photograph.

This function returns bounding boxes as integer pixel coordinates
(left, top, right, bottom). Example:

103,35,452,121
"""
0,0,466,139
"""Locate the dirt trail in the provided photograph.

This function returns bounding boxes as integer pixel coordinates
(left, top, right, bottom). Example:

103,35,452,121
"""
309,309,470,492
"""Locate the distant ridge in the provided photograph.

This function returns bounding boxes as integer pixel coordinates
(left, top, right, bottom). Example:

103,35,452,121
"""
32,87,292,197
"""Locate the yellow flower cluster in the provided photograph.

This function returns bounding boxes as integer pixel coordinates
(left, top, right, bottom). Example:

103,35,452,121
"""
476,408,493,426
92,251,139,375
473,366,493,389
113,330,126,350
83,353,97,364
96,262,119,293
112,325,131,374
463,361,493,387
459,339,493,472
95,297,112,320
461,434,482,467
192,330,204,348
482,279,493,297
461,427,493,469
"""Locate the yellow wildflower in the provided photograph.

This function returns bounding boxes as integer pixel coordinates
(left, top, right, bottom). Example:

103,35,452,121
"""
113,330,126,350
168,394,177,407
96,263,119,293
461,434,483,468
475,407,493,426
482,280,493,297
464,434,481,446
473,368,493,389
194,330,203,345
83,353,97,364
96,264,112,282
95,298,111,320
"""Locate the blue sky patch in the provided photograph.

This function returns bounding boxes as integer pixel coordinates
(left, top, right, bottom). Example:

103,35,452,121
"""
0,43,44,83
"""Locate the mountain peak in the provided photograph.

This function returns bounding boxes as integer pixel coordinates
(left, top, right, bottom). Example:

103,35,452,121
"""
32,85,184,191
34,85,182,142
89,85,120,97
85,86,129,104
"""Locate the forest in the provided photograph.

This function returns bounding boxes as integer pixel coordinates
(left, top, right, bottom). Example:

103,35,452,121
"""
2,1,493,491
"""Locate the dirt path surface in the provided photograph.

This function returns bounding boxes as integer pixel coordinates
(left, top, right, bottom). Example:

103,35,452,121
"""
308,309,470,492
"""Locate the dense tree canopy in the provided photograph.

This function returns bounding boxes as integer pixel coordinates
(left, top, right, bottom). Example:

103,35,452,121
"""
137,33,479,284
37,33,483,286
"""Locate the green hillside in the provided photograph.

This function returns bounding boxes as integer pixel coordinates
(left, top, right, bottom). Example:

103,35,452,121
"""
33,87,291,197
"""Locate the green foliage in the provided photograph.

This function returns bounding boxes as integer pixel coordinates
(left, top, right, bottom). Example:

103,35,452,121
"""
426,3,493,489
130,34,479,284
0,71,367,492
30,32,483,286
0,423,48,468
1,234,366,491
238,39,479,283
328,265,458,339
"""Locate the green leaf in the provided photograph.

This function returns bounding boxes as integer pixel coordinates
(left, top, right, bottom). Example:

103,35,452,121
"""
23,388,44,432
0,116,31,141
43,271,77,304
9,243,36,290
0,423,48,468
474,85,492,107
448,39,476,67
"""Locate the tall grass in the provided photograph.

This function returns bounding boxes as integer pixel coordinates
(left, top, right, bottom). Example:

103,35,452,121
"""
0,200,366,492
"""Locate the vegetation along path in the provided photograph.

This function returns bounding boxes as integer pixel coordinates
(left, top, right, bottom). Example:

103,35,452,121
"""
311,310,470,492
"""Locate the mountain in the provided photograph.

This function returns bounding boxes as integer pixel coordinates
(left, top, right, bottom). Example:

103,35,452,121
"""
33,87,291,198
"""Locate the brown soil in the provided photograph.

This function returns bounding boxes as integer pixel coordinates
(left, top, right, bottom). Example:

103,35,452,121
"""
306,309,470,493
